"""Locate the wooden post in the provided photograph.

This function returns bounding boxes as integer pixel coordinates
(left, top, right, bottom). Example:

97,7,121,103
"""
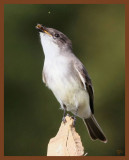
47,116,84,156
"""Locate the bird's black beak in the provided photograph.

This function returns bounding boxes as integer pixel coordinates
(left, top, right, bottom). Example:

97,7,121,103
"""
36,24,52,36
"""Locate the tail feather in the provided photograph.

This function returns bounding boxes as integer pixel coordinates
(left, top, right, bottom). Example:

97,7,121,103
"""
83,115,107,143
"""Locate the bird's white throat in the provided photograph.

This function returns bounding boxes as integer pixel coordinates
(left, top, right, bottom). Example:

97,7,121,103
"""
40,32,60,59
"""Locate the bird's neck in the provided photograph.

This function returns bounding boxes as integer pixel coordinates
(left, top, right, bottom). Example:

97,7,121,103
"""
41,40,61,60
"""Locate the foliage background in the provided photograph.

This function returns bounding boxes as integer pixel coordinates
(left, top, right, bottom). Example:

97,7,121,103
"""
4,4,125,156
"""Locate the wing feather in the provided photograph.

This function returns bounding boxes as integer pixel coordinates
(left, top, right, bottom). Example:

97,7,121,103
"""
42,70,47,85
74,61,94,114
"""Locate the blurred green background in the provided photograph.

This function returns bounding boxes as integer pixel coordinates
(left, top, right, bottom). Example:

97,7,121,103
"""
4,4,125,156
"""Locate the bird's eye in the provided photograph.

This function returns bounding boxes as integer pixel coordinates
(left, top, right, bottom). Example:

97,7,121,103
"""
55,34,60,38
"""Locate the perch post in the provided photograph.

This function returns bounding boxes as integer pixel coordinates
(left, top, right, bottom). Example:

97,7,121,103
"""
47,116,84,156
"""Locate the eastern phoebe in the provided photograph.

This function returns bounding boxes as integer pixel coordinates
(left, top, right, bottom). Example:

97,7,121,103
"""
36,24,107,143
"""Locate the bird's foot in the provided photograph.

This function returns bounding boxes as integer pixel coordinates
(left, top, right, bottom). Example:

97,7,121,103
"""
72,116,77,127
62,116,66,123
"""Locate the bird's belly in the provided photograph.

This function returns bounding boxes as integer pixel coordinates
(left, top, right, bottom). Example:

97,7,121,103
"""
48,74,91,118
44,61,91,118
48,73,79,104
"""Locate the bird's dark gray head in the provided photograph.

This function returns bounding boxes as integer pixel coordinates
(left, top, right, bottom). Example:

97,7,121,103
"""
36,24,72,52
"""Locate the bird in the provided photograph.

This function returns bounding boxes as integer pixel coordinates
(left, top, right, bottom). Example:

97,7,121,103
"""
36,24,107,143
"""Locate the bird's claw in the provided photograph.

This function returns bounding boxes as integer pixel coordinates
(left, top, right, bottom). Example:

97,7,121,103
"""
73,116,76,127
62,117,66,123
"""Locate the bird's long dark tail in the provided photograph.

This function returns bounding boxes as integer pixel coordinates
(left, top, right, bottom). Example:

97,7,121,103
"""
83,115,107,143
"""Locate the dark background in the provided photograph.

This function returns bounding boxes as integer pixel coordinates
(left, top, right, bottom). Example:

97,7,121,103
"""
4,4,125,156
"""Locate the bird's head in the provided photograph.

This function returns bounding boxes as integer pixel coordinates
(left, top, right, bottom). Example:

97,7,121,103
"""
36,24,72,57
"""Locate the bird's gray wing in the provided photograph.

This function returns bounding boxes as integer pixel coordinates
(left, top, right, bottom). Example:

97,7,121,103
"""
74,61,94,114
42,69,47,86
